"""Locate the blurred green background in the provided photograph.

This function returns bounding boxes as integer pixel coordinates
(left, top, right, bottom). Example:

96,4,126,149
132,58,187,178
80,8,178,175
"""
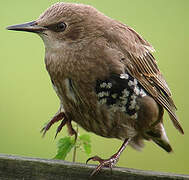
1,0,189,175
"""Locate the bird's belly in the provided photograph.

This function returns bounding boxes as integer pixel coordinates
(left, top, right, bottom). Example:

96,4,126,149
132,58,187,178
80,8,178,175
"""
53,81,136,139
79,105,138,139
61,89,138,139
52,74,147,139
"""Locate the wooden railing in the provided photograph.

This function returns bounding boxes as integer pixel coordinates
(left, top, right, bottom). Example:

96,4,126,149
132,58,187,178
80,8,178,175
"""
0,154,188,180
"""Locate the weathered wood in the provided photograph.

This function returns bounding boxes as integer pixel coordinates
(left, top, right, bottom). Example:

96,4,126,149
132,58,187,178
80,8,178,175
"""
0,154,188,180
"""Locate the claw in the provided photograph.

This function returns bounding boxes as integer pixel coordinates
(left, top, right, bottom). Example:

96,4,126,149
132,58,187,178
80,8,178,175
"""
86,156,103,164
87,138,131,176
86,155,119,176
54,118,67,139
41,111,78,139
41,112,65,137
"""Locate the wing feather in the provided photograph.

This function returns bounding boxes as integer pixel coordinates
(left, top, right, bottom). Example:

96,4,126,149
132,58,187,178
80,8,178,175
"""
115,25,184,134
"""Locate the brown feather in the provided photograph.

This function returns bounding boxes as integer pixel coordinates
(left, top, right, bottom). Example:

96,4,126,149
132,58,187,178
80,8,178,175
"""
114,25,184,134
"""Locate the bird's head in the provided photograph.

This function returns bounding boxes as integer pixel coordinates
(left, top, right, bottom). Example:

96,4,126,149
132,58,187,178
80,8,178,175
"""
7,2,108,50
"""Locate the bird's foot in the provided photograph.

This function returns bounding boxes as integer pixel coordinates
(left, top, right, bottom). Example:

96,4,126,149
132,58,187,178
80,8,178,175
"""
41,112,65,137
86,153,120,176
86,138,130,176
41,111,77,139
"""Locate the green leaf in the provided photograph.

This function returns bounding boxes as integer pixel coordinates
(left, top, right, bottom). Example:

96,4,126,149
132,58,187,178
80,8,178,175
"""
83,143,91,155
79,134,91,155
79,134,91,142
54,137,75,160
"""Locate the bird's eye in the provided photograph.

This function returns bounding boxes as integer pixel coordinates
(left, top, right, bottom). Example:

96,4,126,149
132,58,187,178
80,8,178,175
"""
45,22,67,32
56,22,66,32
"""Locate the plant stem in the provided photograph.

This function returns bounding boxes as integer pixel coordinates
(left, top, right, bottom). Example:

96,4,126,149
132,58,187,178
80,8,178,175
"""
72,124,78,162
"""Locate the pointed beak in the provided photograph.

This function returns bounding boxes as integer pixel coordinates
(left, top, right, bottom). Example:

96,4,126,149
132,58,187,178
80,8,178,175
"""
6,21,47,33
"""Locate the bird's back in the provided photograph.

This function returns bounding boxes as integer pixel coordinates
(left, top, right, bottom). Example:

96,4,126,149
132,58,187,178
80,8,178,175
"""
102,21,183,134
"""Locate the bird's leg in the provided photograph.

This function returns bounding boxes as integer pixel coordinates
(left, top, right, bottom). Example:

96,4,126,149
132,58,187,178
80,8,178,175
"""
41,111,65,137
86,138,131,176
66,120,78,140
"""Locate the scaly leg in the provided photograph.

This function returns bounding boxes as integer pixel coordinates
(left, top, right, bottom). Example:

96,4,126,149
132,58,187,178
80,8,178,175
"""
86,138,131,176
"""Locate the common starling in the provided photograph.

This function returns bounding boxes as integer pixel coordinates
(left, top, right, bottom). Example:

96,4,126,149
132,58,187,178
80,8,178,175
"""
7,2,184,176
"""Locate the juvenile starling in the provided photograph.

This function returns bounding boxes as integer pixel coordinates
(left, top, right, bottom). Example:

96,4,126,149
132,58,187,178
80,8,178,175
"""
7,2,184,176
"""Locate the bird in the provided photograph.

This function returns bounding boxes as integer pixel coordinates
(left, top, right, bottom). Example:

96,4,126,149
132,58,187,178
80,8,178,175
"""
7,2,184,176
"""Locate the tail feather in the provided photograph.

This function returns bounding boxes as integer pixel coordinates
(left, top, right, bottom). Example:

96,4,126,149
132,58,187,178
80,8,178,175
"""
152,137,172,153
169,113,184,135
146,123,173,153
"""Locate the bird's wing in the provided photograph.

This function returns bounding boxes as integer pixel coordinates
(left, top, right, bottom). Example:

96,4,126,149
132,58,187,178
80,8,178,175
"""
116,25,183,134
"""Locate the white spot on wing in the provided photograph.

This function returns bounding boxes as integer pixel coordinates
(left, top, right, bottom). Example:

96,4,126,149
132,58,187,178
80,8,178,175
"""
120,73,129,79
133,79,138,85
130,113,138,119
129,99,137,110
107,82,112,88
99,98,107,104
134,86,140,95
120,106,126,112
111,93,118,99
100,82,112,89
140,89,146,97
122,89,130,97
97,91,109,98
100,82,107,88
128,80,133,87
97,92,104,98
122,99,128,105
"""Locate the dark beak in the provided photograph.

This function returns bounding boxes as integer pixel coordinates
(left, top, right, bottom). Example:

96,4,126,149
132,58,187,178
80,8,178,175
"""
6,21,47,33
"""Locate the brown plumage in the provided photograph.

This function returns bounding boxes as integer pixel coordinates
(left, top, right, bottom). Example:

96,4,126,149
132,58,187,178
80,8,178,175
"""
7,2,183,176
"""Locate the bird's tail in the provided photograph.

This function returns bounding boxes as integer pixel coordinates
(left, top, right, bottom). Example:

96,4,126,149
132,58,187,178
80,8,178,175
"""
146,123,172,153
